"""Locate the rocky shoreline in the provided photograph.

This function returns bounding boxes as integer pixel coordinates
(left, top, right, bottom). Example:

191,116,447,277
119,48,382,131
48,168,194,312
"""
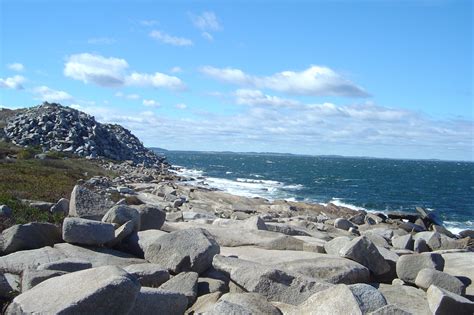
0,104,473,314
0,159,472,314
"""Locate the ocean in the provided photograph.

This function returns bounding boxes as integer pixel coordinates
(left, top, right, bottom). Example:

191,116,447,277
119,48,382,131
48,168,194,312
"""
160,150,474,234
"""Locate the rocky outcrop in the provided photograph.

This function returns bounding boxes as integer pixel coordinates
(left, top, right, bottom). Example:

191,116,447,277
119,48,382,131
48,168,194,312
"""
3,103,165,166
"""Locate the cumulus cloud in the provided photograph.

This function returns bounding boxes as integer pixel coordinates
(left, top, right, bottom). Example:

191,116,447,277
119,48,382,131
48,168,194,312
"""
143,99,160,107
200,65,369,97
64,53,185,91
8,63,25,72
191,11,222,31
33,86,73,102
64,53,128,87
126,72,186,90
234,89,300,107
149,30,193,46
0,75,25,90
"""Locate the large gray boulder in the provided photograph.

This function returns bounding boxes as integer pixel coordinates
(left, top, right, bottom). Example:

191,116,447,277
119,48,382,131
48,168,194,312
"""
442,251,474,297
334,218,355,231
21,269,66,292
134,204,166,231
293,284,387,315
339,236,390,276
119,229,168,258
160,271,198,306
378,283,431,315
1,223,62,254
396,253,445,284
427,285,474,315
123,263,169,287
129,287,188,315
62,217,115,246
105,220,135,248
144,228,220,274
413,232,442,251
102,205,140,231
0,246,67,274
7,266,140,314
415,268,466,296
69,184,114,219
207,293,282,315
212,255,332,305
391,234,414,250
275,256,370,284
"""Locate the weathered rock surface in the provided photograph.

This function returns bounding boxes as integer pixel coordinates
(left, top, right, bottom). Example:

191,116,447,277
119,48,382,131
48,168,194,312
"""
119,229,168,258
129,287,188,315
427,285,474,315
69,184,115,219
1,222,62,254
441,251,474,297
144,228,220,274
123,263,169,287
62,217,115,245
160,271,198,306
334,218,355,231
198,277,228,296
7,266,140,314
50,198,69,214
392,234,414,250
369,304,413,315
324,236,351,255
396,253,445,283
415,268,465,296
378,283,431,315
134,204,166,231
339,236,390,276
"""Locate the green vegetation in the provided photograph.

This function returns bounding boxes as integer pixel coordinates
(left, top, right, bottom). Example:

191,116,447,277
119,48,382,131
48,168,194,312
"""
0,141,115,231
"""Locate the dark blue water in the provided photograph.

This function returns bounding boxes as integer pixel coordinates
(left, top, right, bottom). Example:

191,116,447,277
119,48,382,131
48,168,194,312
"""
162,150,474,233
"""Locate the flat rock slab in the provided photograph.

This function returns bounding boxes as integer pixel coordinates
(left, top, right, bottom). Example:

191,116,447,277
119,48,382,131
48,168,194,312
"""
129,287,188,315
378,283,431,315
62,217,115,246
54,243,145,267
0,246,67,274
427,285,474,315
123,263,169,287
160,272,198,307
7,266,140,314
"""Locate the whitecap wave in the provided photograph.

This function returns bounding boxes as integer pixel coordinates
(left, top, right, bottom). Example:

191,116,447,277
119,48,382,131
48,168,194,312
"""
443,220,473,235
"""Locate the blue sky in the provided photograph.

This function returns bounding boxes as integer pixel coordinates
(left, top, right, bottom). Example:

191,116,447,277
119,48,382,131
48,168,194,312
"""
1,0,472,160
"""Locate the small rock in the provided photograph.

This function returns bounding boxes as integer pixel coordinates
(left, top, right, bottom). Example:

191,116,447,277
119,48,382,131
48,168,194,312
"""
334,218,355,231
106,220,135,247
50,198,69,214
391,234,414,250
0,205,12,217
414,238,430,253
339,236,390,276
102,205,140,232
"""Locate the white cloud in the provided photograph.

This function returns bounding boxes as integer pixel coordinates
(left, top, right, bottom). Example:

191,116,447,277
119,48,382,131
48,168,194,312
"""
115,92,140,100
33,86,73,102
234,89,300,107
201,32,214,41
0,75,25,90
191,11,222,31
87,37,116,45
176,103,187,109
200,65,369,97
64,53,185,91
126,72,186,90
8,63,25,72
170,66,182,74
149,30,193,46
143,99,160,107
64,53,128,87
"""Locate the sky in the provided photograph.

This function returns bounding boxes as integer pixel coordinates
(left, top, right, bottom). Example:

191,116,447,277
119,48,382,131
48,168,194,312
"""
0,0,472,161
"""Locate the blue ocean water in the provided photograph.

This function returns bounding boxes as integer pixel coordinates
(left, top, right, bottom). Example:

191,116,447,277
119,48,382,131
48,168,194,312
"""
162,150,474,234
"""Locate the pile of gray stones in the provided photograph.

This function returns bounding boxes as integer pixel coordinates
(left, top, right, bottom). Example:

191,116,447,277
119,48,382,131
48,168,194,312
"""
2,103,164,167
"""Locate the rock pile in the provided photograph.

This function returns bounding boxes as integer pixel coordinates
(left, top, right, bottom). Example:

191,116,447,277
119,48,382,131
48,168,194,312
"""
0,161,473,314
3,102,164,166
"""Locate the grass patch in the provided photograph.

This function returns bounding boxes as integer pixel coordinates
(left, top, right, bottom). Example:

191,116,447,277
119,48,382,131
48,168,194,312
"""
0,141,116,231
